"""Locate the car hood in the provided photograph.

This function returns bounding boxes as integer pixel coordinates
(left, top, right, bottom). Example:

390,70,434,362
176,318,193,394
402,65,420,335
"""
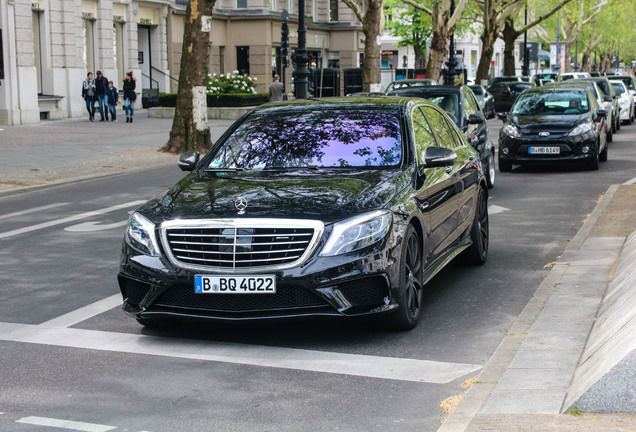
511,114,588,134
138,169,412,225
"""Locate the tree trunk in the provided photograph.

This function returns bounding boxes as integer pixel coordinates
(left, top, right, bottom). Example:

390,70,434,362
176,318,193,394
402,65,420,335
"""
502,17,517,76
476,31,497,84
581,52,590,72
426,30,448,82
162,0,216,154
562,41,573,72
362,0,383,92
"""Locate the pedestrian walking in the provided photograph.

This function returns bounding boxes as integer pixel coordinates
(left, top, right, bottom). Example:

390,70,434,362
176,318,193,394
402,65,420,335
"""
95,70,110,121
123,72,137,123
81,72,96,121
269,74,285,102
106,81,118,122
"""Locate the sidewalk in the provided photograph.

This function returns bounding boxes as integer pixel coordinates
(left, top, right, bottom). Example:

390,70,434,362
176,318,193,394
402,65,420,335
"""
442,184,636,431
0,110,234,195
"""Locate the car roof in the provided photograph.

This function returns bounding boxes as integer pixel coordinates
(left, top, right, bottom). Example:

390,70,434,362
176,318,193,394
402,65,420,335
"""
388,85,465,95
522,84,588,94
252,96,436,115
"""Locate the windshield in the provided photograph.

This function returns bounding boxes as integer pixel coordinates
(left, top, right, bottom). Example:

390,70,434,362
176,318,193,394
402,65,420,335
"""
612,83,625,95
509,83,533,94
594,80,611,95
620,77,635,90
386,80,436,92
206,109,403,170
426,94,460,125
512,91,589,115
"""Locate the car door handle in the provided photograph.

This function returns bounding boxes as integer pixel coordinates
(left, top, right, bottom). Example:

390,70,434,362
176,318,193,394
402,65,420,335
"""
445,165,453,174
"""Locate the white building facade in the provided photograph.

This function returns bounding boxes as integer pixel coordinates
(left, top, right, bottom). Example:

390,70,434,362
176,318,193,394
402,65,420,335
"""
0,0,171,125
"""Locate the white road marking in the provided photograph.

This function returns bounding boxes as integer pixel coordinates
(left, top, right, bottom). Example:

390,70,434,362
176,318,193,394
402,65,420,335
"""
64,220,129,232
488,205,510,216
624,176,636,185
39,295,122,329
16,416,116,432
0,321,481,384
0,200,144,239
0,202,69,221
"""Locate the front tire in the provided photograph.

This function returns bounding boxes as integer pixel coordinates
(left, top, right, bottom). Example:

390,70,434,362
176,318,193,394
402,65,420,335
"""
382,225,424,331
485,153,496,189
461,187,489,265
599,140,608,162
586,145,600,170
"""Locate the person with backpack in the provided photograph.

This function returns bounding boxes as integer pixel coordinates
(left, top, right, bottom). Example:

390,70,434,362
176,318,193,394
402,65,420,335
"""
94,70,110,121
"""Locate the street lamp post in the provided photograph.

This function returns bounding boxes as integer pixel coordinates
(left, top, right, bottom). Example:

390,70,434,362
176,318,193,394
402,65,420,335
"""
444,0,458,85
522,4,529,77
293,0,311,99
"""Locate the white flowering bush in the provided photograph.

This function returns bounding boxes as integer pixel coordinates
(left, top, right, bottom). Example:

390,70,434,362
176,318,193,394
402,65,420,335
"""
207,72,257,94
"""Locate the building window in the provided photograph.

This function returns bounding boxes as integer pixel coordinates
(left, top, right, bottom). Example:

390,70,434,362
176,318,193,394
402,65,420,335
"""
219,46,225,75
329,0,338,22
82,19,95,73
32,11,43,94
237,0,247,8
237,46,250,75
113,22,125,85
270,0,277,11
0,31,4,79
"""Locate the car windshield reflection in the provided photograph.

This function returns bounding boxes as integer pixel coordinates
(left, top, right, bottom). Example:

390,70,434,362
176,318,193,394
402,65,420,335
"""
207,110,403,170
512,91,589,116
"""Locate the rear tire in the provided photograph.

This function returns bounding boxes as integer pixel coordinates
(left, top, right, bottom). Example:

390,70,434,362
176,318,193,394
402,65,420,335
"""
460,187,489,265
381,225,424,331
607,127,613,143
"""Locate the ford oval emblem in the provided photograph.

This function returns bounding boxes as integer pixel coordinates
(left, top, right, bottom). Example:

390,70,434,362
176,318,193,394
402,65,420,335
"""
235,197,248,215
539,131,550,137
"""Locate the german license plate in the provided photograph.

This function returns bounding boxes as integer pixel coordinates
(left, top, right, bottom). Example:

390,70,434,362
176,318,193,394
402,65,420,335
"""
529,146,560,154
194,275,276,294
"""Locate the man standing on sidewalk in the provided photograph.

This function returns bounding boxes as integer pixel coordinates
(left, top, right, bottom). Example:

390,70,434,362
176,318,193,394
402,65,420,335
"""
95,71,110,121
269,74,285,102
81,72,96,121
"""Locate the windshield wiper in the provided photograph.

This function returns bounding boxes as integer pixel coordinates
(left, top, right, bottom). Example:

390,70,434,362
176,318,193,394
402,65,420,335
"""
261,165,320,171
204,167,250,173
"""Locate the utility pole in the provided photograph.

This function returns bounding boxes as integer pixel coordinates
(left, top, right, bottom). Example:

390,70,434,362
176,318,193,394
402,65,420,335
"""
556,18,561,73
293,0,310,99
444,0,458,85
574,38,579,71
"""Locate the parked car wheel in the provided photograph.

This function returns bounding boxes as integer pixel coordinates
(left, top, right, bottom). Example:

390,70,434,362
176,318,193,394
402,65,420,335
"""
460,187,489,265
599,140,608,162
586,146,600,170
381,225,423,330
485,153,496,188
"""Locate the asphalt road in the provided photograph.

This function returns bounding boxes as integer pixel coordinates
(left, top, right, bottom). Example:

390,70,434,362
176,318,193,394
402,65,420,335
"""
1,119,635,432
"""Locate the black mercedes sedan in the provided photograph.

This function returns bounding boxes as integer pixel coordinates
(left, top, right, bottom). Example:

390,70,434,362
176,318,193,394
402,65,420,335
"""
118,97,489,330
498,86,608,171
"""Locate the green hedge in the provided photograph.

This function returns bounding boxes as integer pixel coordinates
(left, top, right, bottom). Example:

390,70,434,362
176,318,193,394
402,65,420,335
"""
158,93,268,108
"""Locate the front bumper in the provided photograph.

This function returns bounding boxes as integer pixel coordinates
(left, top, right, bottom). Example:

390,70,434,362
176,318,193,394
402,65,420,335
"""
118,228,404,322
498,132,598,165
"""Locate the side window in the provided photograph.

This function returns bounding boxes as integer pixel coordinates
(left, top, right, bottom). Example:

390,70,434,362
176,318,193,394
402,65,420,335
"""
412,107,437,164
463,90,478,116
422,106,459,149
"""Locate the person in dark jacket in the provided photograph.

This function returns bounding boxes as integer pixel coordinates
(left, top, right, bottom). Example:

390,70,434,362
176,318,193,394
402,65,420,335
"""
123,72,137,123
106,81,119,122
94,70,109,121
81,72,96,121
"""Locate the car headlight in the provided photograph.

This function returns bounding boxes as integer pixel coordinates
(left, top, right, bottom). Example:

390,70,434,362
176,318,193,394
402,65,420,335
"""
320,210,392,256
502,124,521,138
125,212,161,256
569,122,593,136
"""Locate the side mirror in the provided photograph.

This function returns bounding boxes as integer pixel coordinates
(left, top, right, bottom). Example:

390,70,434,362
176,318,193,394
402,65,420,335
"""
467,112,486,124
603,95,613,102
178,151,200,172
497,112,508,121
422,146,458,168
596,109,608,119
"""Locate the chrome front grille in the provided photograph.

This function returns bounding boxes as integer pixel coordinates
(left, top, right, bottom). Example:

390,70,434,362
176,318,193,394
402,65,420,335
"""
161,219,324,272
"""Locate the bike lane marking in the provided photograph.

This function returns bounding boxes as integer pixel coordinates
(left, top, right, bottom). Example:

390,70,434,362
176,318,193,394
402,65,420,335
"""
0,200,144,239
16,416,116,432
